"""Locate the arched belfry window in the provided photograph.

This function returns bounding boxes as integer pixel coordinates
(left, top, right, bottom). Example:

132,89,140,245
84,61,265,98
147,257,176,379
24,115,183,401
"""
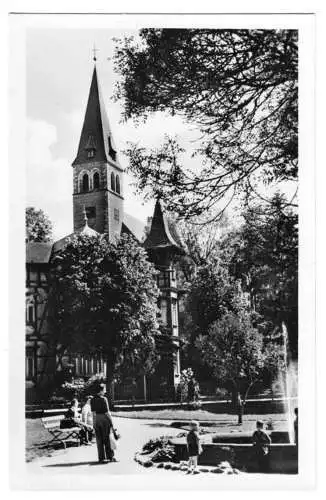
111,172,116,192
82,173,89,192
93,171,100,190
116,174,121,195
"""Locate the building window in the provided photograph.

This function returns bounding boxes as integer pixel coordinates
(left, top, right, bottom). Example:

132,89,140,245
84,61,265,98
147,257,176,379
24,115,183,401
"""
82,173,89,192
116,175,121,195
172,300,178,327
114,208,119,222
26,350,35,380
86,206,96,219
75,356,81,376
111,172,116,191
93,171,100,189
26,302,35,324
87,149,95,159
158,271,170,289
160,299,168,325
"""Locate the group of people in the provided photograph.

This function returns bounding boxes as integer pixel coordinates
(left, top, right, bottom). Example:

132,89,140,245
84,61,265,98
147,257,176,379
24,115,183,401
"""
60,389,298,471
186,408,298,474
60,383,119,463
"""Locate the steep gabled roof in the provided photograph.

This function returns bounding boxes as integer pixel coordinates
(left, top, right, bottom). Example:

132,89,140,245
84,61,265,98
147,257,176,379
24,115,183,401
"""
123,213,146,242
143,199,184,253
72,65,120,167
26,242,53,264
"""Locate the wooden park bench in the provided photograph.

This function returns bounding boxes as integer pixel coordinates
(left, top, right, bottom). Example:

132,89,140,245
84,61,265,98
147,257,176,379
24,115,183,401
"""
41,415,82,449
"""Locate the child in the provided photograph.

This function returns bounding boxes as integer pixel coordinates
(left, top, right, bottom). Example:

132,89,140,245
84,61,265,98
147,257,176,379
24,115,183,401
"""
252,420,271,472
186,421,202,474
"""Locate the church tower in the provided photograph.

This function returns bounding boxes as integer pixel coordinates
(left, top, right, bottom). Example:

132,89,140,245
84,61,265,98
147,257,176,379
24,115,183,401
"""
72,63,123,239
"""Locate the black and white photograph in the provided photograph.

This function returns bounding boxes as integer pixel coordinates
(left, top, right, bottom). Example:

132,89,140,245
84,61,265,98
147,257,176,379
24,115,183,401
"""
7,9,316,491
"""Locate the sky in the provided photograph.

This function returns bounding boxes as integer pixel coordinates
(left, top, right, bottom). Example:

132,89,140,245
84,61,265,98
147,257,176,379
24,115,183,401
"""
26,27,297,241
26,28,200,240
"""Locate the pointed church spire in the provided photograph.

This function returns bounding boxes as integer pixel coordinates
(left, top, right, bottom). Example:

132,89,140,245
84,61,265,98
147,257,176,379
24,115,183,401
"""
72,64,119,167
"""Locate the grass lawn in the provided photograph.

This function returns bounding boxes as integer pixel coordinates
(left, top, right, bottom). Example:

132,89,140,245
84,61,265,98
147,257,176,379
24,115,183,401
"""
113,409,288,433
114,408,286,422
26,419,80,463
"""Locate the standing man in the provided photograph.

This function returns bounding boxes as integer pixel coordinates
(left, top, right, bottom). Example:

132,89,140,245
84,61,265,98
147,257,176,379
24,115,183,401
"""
91,383,117,463
294,407,298,446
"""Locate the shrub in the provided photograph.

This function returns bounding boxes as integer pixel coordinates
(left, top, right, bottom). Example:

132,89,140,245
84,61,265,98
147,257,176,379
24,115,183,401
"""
142,436,177,463
142,436,170,454
187,400,202,410
215,387,229,400
52,373,107,402
176,368,200,403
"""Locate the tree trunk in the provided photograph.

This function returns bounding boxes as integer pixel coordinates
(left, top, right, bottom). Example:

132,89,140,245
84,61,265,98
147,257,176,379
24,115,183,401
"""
105,353,116,409
238,399,244,425
232,389,243,425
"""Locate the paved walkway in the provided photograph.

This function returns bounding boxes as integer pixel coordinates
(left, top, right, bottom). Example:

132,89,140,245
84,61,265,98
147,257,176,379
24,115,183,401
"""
24,418,290,490
27,418,185,475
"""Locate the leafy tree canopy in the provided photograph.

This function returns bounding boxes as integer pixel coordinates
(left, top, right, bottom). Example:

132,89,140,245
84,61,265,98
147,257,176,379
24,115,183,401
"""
114,29,298,219
195,309,284,421
218,192,298,356
26,206,53,242
49,233,160,384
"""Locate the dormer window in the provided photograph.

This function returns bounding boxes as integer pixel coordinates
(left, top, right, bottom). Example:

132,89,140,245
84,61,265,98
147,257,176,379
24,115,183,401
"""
85,134,97,160
108,136,117,162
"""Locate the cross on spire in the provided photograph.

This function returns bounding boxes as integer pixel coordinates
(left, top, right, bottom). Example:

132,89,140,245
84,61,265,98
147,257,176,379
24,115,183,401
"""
92,44,99,62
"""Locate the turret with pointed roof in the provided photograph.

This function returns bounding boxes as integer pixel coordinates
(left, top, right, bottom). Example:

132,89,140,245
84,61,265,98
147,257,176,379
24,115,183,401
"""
144,199,185,259
72,63,124,239
143,199,184,399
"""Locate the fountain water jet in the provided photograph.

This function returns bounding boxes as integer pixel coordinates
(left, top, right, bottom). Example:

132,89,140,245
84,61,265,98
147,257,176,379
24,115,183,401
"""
280,322,298,444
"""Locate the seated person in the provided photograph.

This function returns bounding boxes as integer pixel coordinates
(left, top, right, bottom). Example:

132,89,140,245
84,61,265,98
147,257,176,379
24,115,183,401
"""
81,396,94,444
60,398,80,429
60,398,89,445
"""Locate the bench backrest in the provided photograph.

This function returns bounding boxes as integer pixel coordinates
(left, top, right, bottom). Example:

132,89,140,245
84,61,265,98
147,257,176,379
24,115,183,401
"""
41,415,65,429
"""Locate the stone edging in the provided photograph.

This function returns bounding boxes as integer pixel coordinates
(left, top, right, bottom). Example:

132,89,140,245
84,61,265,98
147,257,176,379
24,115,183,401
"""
134,452,241,475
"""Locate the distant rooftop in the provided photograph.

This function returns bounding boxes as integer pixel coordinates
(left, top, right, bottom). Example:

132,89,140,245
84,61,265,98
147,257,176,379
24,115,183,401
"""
26,242,53,264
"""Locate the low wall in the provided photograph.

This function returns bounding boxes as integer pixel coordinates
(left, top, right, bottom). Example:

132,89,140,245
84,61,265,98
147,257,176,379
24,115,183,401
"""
171,440,298,474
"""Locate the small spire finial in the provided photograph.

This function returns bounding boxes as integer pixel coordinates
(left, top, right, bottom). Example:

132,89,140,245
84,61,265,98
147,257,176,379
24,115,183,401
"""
92,43,98,63
83,206,88,226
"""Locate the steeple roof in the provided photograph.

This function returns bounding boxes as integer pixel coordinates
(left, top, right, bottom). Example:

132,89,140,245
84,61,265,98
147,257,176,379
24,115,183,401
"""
72,65,120,167
80,206,98,237
143,199,185,253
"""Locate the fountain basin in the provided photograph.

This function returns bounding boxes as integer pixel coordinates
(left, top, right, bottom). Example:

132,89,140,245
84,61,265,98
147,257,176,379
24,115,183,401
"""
210,430,291,444
170,439,298,474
